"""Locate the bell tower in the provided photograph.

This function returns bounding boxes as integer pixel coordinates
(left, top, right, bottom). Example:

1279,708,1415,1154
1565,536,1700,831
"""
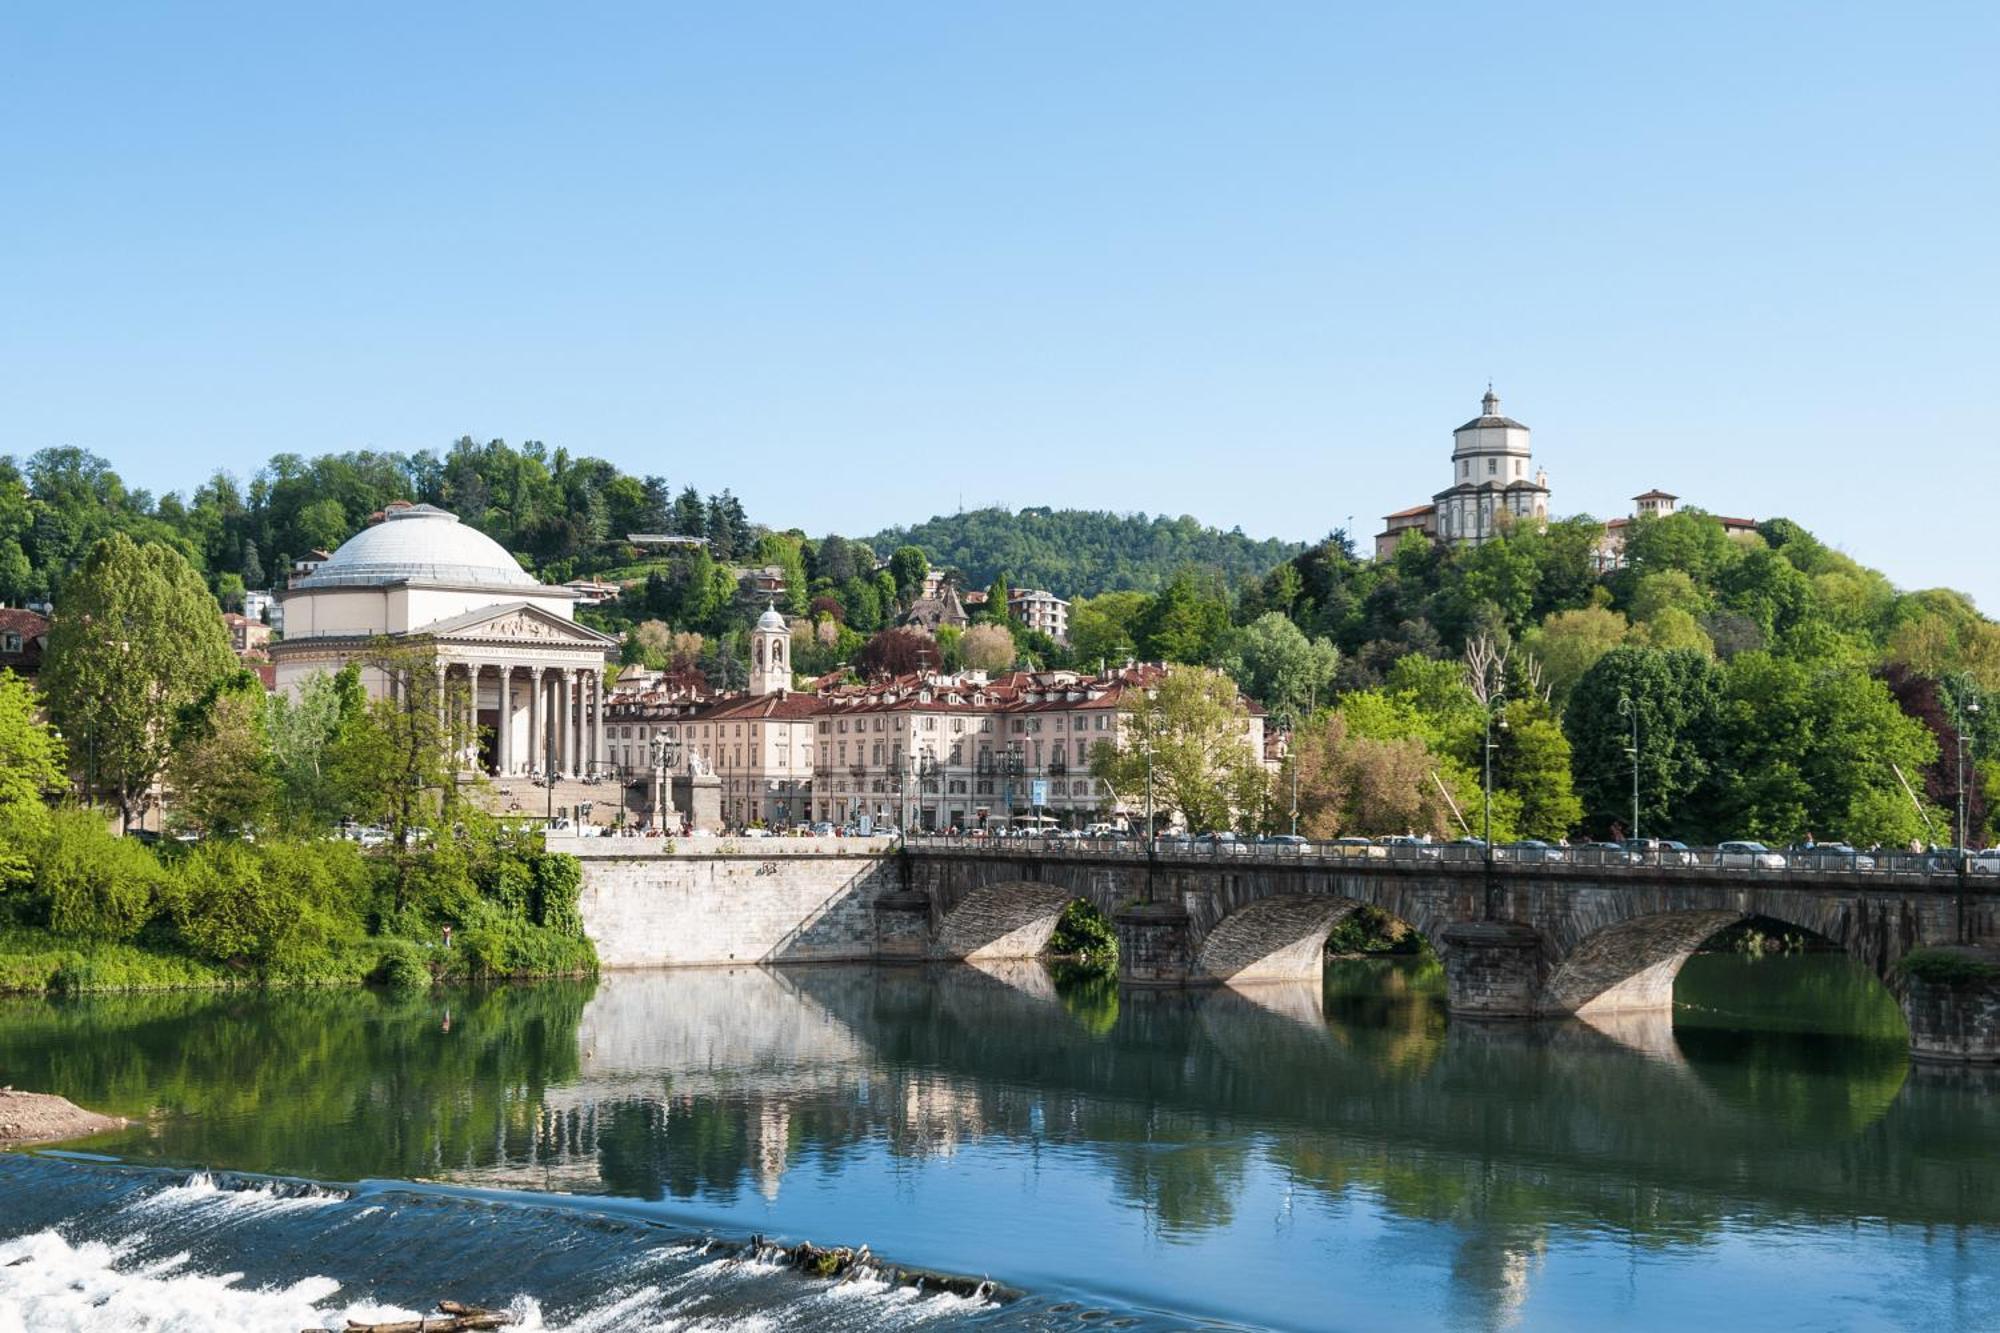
750,602,790,696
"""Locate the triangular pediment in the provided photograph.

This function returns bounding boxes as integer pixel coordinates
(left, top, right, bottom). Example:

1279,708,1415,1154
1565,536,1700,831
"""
409,601,619,647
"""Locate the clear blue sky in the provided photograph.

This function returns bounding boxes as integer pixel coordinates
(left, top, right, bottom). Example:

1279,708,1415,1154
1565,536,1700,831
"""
3,4,1994,603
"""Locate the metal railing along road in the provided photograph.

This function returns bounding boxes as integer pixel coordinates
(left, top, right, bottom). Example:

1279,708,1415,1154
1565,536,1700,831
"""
901,833,1999,882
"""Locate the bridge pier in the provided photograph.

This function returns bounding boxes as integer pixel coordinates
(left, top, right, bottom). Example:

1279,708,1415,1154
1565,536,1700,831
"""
1894,948,2000,1064
1438,922,1546,1018
1114,902,1195,986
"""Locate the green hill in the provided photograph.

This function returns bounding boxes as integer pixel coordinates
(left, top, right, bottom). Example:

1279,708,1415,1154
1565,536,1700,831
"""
868,507,1307,598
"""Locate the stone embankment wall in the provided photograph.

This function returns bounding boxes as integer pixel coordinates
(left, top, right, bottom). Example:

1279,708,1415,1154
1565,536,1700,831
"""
554,837,900,969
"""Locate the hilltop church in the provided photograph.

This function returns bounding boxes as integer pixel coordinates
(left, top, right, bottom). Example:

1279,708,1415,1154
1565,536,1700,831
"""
1375,389,1551,559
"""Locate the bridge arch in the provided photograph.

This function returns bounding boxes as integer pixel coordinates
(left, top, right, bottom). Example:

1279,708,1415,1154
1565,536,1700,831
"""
929,879,1122,963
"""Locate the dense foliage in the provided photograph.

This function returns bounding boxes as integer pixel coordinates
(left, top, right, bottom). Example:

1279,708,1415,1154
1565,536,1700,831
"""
868,507,1304,596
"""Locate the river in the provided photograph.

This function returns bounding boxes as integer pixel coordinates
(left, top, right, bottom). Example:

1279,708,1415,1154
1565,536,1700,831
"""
1,953,1995,1331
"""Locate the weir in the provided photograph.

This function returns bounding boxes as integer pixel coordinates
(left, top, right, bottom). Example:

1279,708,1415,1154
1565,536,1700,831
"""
553,837,2000,1064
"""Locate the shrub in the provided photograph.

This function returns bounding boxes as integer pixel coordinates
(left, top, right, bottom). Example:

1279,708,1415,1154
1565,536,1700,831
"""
1048,899,1117,962
169,839,366,972
39,809,168,941
1896,948,2000,987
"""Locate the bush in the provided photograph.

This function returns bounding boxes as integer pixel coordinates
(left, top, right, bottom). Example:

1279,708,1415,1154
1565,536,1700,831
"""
1896,948,2000,987
168,839,367,974
375,945,433,991
1048,899,1117,962
38,809,168,941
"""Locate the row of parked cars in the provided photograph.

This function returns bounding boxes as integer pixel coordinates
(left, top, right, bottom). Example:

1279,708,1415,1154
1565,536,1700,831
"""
1028,831,1988,873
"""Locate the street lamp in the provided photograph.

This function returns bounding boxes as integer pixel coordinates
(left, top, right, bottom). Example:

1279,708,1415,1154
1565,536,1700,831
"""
1617,692,1640,844
1482,697,1508,851
1958,699,1981,857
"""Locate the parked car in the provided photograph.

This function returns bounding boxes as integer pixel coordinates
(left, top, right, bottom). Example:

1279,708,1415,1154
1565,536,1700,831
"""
1504,839,1565,864
1259,834,1309,848
1330,837,1384,858
1715,840,1787,870
1968,849,2000,875
1623,838,1696,866
1378,835,1441,859
1571,841,1636,865
1786,843,1875,871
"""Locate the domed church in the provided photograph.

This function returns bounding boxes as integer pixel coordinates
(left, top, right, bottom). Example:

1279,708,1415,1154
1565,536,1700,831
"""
271,503,618,777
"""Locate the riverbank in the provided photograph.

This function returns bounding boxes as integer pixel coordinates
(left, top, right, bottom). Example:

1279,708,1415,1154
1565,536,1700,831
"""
0,1089,125,1145
0,925,595,996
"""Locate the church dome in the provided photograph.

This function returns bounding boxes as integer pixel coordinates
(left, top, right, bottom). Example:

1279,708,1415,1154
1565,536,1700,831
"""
296,504,540,590
756,603,788,632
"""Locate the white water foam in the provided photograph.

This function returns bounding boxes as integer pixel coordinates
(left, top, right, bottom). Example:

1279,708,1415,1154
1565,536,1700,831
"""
0,1230,425,1333
120,1171,348,1222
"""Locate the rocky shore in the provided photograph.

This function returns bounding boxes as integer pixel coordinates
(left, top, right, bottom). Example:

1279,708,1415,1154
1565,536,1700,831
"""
0,1088,126,1146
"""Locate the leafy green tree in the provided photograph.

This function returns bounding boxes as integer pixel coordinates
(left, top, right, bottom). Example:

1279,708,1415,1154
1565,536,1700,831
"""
43,534,238,830
328,642,478,886
1223,612,1340,727
265,667,360,830
1709,653,1938,846
1069,590,1150,667
0,671,65,890
1566,646,1723,839
1495,699,1582,840
1089,667,1267,833
1521,606,1629,709
1137,569,1231,664
167,674,276,837
888,545,929,610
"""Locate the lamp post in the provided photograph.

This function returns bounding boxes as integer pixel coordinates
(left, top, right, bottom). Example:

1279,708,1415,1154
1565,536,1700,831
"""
1618,692,1640,845
1958,699,1981,858
1482,697,1508,851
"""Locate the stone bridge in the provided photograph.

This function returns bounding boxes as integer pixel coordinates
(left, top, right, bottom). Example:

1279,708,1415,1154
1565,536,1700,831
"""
895,843,2000,1062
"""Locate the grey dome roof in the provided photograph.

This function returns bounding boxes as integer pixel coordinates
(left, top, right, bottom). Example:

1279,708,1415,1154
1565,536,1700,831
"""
756,603,788,632
296,505,540,590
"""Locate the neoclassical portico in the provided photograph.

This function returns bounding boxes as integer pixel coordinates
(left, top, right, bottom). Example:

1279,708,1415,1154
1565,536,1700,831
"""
428,606,618,777
271,503,617,777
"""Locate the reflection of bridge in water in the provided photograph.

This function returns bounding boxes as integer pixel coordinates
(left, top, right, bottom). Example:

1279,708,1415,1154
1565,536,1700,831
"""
901,843,2000,1061
523,964,1999,1241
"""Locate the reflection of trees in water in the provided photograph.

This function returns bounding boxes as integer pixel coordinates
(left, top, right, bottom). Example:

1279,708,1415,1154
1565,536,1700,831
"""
0,983,595,1180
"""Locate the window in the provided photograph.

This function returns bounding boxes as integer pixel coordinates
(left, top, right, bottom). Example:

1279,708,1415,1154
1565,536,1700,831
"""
1461,461,1469,478
1487,458,1497,475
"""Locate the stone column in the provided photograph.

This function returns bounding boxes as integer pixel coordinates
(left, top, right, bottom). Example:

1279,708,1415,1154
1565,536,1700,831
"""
434,663,447,732
555,668,573,778
498,666,514,775
590,668,607,775
527,666,545,777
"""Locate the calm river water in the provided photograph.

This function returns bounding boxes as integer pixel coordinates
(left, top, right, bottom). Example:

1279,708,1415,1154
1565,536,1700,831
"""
1,954,1996,1331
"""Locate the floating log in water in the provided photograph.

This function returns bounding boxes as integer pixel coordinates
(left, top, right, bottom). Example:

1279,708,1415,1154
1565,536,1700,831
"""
311,1301,513,1332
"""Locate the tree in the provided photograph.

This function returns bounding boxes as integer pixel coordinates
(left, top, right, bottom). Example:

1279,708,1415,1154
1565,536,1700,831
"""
1137,569,1231,664
1495,699,1581,840
328,642,477,888
959,622,1017,671
888,546,930,611
1289,711,1465,840
1521,607,1629,709
265,667,358,831
1089,668,1266,833
856,628,937,678
1566,647,1723,840
1069,591,1150,668
0,671,65,820
0,671,65,890
240,538,266,591
43,534,239,830
167,674,275,837
1222,612,1339,727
